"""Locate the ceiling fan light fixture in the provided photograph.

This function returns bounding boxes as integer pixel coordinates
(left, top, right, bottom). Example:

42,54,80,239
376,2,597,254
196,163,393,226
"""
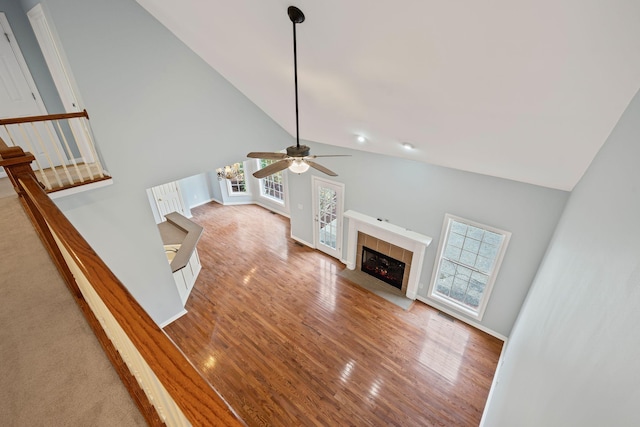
288,158,310,174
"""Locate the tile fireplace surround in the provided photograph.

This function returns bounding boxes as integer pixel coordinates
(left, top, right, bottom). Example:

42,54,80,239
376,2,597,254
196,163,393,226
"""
343,210,433,299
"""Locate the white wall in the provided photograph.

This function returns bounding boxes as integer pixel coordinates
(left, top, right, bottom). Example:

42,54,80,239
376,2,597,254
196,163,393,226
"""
178,172,218,210
482,89,640,425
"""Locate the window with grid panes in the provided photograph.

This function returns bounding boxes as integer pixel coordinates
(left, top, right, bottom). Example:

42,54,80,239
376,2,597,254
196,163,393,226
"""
226,162,249,196
259,159,285,203
428,214,511,320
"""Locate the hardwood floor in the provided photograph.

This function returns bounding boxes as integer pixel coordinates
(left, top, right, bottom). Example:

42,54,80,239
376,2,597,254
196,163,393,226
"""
163,202,503,426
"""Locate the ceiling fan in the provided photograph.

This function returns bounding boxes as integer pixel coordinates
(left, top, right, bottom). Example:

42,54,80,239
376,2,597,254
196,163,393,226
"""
247,6,348,179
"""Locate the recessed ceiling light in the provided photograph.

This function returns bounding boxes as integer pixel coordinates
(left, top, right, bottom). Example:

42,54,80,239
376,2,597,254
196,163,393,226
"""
356,135,367,143
402,142,414,150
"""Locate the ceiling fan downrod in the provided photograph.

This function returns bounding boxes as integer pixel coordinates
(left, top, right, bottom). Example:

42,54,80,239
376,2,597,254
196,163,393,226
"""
288,6,305,151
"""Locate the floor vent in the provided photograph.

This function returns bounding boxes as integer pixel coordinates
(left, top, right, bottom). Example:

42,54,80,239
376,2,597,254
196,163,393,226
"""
270,211,277,214
438,311,455,322
294,241,304,247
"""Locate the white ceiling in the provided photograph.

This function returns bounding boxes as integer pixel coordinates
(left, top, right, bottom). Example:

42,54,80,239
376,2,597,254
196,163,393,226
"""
136,0,640,190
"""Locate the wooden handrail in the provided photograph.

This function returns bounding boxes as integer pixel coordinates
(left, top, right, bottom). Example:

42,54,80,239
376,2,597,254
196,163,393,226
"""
1,147,244,426
0,109,89,125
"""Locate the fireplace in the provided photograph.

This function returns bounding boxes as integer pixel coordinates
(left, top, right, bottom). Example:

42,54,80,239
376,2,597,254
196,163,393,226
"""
356,232,413,292
344,210,433,299
361,246,406,289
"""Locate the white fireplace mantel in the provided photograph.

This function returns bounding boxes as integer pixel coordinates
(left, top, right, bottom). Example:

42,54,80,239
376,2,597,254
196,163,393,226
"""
344,210,433,300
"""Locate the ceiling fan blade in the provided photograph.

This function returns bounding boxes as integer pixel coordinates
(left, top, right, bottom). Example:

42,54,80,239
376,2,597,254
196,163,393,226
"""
306,160,338,177
305,154,351,159
247,152,288,160
252,159,291,179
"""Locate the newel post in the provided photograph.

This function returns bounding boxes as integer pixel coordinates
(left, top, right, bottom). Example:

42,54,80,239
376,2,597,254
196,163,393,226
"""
0,141,38,197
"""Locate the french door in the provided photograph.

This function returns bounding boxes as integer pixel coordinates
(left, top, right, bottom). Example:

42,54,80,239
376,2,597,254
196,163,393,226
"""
312,177,345,259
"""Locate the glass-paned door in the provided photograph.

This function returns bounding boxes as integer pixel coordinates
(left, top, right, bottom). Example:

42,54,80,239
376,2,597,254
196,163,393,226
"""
312,177,344,259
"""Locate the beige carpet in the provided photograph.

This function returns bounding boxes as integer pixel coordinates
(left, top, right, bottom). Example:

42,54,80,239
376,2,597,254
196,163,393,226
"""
0,177,14,198
0,193,146,426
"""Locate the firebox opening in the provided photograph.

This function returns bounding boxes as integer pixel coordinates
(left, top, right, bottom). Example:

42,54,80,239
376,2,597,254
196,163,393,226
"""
361,246,406,290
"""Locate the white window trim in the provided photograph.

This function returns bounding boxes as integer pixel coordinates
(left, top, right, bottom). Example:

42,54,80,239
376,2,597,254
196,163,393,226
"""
226,179,250,197
256,159,287,206
427,214,511,321
225,162,250,197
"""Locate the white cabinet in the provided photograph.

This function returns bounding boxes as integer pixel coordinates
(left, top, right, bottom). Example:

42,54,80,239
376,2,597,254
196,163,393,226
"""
173,248,201,305
159,212,204,307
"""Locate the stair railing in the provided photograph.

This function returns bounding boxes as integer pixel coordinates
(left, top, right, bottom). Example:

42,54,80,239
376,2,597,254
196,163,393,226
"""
0,110,110,192
0,145,244,427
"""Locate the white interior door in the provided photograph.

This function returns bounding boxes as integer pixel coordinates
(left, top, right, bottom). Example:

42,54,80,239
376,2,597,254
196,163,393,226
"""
151,182,189,221
0,20,40,118
312,176,345,259
27,4,94,163
0,13,65,168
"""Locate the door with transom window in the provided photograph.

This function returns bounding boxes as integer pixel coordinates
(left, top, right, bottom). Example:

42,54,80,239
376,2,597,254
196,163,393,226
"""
312,177,344,259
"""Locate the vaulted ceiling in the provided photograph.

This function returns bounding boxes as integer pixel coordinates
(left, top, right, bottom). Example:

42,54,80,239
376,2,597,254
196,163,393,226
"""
136,0,640,190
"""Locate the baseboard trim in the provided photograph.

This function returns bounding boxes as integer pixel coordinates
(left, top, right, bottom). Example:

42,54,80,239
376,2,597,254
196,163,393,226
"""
254,201,290,219
416,296,507,341
189,198,215,209
290,234,314,248
158,309,188,328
